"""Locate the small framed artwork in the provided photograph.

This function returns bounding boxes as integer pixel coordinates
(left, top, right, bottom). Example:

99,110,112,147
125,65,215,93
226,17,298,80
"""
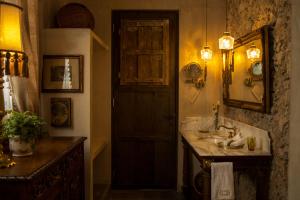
51,98,72,128
42,55,83,93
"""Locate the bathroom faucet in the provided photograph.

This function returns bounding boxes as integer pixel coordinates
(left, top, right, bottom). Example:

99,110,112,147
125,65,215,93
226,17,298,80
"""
217,125,237,138
212,102,220,131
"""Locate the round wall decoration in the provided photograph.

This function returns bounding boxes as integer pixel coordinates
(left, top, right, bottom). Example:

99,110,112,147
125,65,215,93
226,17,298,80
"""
182,62,207,89
56,3,95,29
183,62,203,81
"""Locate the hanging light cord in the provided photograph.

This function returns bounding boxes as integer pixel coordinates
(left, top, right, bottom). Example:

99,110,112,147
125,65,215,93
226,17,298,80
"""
205,0,208,46
225,0,228,31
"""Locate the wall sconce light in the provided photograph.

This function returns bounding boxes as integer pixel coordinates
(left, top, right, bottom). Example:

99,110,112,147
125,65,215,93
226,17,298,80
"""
0,1,29,168
247,44,260,60
219,0,234,88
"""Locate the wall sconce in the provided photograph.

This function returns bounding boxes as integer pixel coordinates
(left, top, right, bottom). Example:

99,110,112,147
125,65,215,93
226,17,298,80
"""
219,0,234,87
219,32,234,80
0,1,29,168
219,33,234,86
246,44,260,60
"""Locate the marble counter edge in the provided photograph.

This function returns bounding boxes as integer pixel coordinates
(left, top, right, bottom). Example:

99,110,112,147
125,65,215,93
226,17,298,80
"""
181,131,272,158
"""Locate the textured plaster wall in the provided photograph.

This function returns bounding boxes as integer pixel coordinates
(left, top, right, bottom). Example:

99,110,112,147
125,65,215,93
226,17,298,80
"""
226,0,291,199
288,0,300,199
41,0,226,190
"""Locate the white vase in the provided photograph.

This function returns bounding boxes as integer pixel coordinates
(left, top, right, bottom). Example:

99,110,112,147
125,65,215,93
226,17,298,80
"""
9,136,34,157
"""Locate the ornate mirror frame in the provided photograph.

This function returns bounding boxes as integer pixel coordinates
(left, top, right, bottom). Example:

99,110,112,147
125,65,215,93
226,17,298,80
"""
223,25,272,113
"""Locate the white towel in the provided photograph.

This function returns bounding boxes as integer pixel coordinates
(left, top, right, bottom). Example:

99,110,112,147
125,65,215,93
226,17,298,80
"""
211,162,235,200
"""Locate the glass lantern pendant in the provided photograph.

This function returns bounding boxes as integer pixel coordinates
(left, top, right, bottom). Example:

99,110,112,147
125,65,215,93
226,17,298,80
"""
201,46,213,62
219,32,234,50
247,44,260,60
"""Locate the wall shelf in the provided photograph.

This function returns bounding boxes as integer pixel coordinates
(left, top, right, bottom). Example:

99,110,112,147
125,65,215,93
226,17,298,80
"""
92,139,107,160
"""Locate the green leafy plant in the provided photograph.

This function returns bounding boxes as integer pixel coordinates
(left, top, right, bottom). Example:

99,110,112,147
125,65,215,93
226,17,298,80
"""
1,111,46,143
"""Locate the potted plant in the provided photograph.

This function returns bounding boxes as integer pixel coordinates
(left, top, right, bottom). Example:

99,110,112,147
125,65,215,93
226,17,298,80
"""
1,111,46,157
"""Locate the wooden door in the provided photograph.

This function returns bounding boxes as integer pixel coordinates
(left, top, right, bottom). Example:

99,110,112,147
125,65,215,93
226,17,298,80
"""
112,11,178,189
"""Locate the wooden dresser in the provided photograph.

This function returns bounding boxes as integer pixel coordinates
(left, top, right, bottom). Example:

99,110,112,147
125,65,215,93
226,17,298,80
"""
0,137,86,200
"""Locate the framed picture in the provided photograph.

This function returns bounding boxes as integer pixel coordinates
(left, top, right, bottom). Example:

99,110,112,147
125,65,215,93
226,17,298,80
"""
42,55,83,93
51,98,72,128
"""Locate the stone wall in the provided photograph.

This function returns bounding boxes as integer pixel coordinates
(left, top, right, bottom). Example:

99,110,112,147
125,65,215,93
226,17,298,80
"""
289,1,300,199
226,0,291,199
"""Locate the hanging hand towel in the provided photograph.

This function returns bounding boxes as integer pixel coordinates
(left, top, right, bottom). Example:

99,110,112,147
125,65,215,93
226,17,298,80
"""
211,162,235,200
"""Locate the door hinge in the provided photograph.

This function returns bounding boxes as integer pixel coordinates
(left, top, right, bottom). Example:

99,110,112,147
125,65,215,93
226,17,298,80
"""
112,98,115,108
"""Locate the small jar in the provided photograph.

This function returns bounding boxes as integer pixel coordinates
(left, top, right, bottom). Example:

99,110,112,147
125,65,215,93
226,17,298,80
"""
247,137,256,151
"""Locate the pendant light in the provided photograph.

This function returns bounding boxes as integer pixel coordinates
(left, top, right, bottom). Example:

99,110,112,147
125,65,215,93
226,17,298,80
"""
201,0,213,62
219,0,234,50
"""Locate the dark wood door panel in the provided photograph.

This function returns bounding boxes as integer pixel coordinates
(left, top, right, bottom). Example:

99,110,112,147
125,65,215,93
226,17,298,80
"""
116,90,174,138
153,141,177,187
122,20,165,50
114,140,176,188
120,19,169,85
112,10,178,189
114,140,155,187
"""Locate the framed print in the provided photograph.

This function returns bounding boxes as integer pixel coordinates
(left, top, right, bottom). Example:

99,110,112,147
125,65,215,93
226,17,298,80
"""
42,55,83,93
51,98,72,128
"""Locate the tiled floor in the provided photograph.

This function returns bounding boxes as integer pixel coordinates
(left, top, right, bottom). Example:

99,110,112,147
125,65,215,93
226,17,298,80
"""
94,188,185,200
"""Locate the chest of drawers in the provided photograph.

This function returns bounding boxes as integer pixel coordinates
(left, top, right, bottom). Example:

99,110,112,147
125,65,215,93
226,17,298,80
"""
0,137,86,200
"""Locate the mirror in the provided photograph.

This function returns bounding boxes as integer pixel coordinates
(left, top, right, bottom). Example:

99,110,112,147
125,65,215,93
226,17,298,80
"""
223,25,272,113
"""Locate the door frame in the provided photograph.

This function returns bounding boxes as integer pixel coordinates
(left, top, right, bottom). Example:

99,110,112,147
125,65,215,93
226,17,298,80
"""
111,10,179,189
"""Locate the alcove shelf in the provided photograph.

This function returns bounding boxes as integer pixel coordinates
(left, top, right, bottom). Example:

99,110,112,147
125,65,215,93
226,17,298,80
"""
41,28,110,200
92,138,107,160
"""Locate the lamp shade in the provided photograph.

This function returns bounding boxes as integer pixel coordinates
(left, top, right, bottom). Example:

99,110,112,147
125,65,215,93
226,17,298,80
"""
247,44,260,60
0,2,23,52
201,46,213,62
219,32,234,50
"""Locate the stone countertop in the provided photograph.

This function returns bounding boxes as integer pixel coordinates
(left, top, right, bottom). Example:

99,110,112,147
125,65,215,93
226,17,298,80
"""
181,131,272,157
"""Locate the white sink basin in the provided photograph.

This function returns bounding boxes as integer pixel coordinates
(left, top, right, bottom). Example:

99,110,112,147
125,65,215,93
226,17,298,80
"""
196,131,227,145
196,131,246,149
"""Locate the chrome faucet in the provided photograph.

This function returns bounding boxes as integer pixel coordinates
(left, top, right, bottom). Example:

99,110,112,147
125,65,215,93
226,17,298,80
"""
217,125,237,138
